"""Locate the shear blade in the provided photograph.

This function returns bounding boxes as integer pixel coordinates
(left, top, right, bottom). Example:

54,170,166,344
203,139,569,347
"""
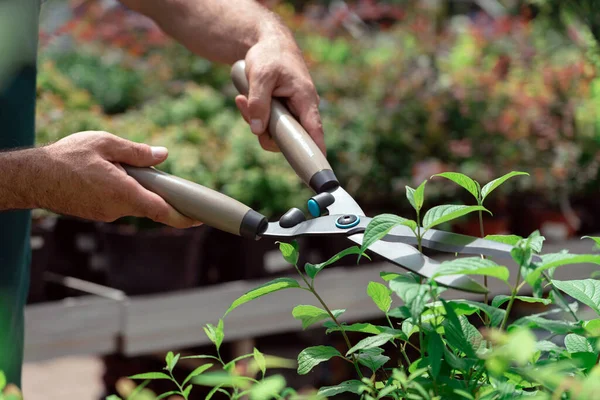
346,233,488,294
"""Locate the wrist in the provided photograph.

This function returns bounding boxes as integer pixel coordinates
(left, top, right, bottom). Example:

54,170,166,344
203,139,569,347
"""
0,147,45,210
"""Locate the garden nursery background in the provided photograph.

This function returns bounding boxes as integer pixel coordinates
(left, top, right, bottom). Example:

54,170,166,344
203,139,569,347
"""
16,0,600,398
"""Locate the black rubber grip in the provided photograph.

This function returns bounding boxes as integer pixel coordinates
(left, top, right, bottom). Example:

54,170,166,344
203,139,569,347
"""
309,169,339,193
239,209,268,240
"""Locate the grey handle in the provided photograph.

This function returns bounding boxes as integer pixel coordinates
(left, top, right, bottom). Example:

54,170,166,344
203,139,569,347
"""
231,60,339,193
124,166,267,239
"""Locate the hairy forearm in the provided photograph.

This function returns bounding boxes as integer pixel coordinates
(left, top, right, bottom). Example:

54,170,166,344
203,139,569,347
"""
0,148,44,211
121,0,294,64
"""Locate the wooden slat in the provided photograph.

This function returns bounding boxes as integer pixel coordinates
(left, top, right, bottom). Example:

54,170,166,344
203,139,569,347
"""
24,296,122,362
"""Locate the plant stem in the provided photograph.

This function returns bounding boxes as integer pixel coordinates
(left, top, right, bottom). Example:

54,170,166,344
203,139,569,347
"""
169,370,187,400
500,266,523,330
477,207,490,326
294,264,364,379
416,211,423,254
400,344,411,366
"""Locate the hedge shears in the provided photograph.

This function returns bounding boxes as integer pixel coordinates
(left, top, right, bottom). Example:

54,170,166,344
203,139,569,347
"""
124,60,518,294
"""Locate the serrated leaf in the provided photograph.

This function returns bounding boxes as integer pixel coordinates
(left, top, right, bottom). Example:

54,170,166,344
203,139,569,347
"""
225,278,301,316
297,346,341,375
432,172,479,200
481,171,529,201
388,274,434,319
367,281,392,313
182,363,213,387
535,340,564,353
318,380,364,397
292,305,344,330
492,295,552,308
360,214,417,258
346,333,396,355
527,254,600,286
427,332,444,378
357,348,390,372
304,246,366,279
485,234,523,246
253,348,266,376
433,257,509,282
249,375,286,400
450,300,506,327
423,205,489,231
565,334,594,353
129,372,171,380
277,241,299,265
552,279,600,315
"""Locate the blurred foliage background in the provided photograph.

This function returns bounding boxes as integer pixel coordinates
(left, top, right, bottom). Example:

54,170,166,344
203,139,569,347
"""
36,0,600,235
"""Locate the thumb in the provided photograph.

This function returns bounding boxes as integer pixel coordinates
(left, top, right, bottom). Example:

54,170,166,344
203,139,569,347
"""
107,137,169,167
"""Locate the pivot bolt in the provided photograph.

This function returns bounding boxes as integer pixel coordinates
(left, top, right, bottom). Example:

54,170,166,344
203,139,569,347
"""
335,214,360,229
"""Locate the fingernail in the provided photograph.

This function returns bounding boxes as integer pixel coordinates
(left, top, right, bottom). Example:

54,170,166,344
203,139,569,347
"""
250,119,263,134
193,221,203,227
151,146,168,159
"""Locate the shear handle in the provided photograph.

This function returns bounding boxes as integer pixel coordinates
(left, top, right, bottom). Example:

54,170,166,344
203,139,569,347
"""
231,60,339,193
124,166,267,240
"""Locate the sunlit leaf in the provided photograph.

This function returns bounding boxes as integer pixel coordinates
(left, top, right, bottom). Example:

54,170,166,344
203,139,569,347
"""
249,375,286,400
406,180,427,212
481,171,529,201
318,380,364,397
527,254,600,286
346,333,396,355
182,364,213,387
225,278,301,316
552,279,600,315
357,348,390,372
253,348,266,376
305,246,367,279
485,234,523,247
360,214,417,259
511,314,585,335
450,300,506,327
423,205,489,231
433,257,509,283
492,295,552,308
129,372,171,380
367,281,392,313
432,172,479,200
565,334,594,353
292,305,345,330
277,241,299,265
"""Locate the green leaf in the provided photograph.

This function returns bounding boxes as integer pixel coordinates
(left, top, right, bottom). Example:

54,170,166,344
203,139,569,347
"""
192,372,251,388
407,180,427,212
565,334,594,353
492,295,552,308
249,375,286,400
292,305,345,330
406,185,417,211
582,236,600,250
481,171,529,201
450,300,506,327
485,234,523,247
346,333,395,355
584,319,600,336
165,351,174,371
552,279,600,315
360,214,417,257
225,278,301,316
380,271,401,281
323,322,399,336
427,332,444,378
155,391,180,400
277,241,299,265
367,281,392,313
527,254,600,286
297,346,341,375
0,371,6,391
422,205,489,231
128,372,171,380
105,396,122,400
253,348,266,376
511,315,585,335
356,348,390,372
318,380,364,397
205,385,225,400
304,246,366,279
432,172,479,200
182,363,213,387
182,385,192,399
389,274,434,318
433,257,509,282
442,300,477,358
535,340,563,353
204,320,224,350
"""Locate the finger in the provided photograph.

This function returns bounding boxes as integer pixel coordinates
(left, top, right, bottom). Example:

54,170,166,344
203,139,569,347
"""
234,95,252,126
246,64,278,136
290,91,326,155
258,134,280,152
104,136,169,167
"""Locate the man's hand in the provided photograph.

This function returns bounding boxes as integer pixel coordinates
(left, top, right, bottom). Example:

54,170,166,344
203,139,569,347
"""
234,34,325,154
121,0,325,154
31,131,198,228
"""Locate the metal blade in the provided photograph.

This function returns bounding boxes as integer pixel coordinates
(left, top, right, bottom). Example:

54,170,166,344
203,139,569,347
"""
346,233,488,294
325,186,365,216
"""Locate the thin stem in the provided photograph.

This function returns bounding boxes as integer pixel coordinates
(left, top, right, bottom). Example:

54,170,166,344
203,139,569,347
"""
478,207,490,325
416,211,423,254
400,344,411,366
500,265,523,330
169,370,187,399
294,264,364,379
